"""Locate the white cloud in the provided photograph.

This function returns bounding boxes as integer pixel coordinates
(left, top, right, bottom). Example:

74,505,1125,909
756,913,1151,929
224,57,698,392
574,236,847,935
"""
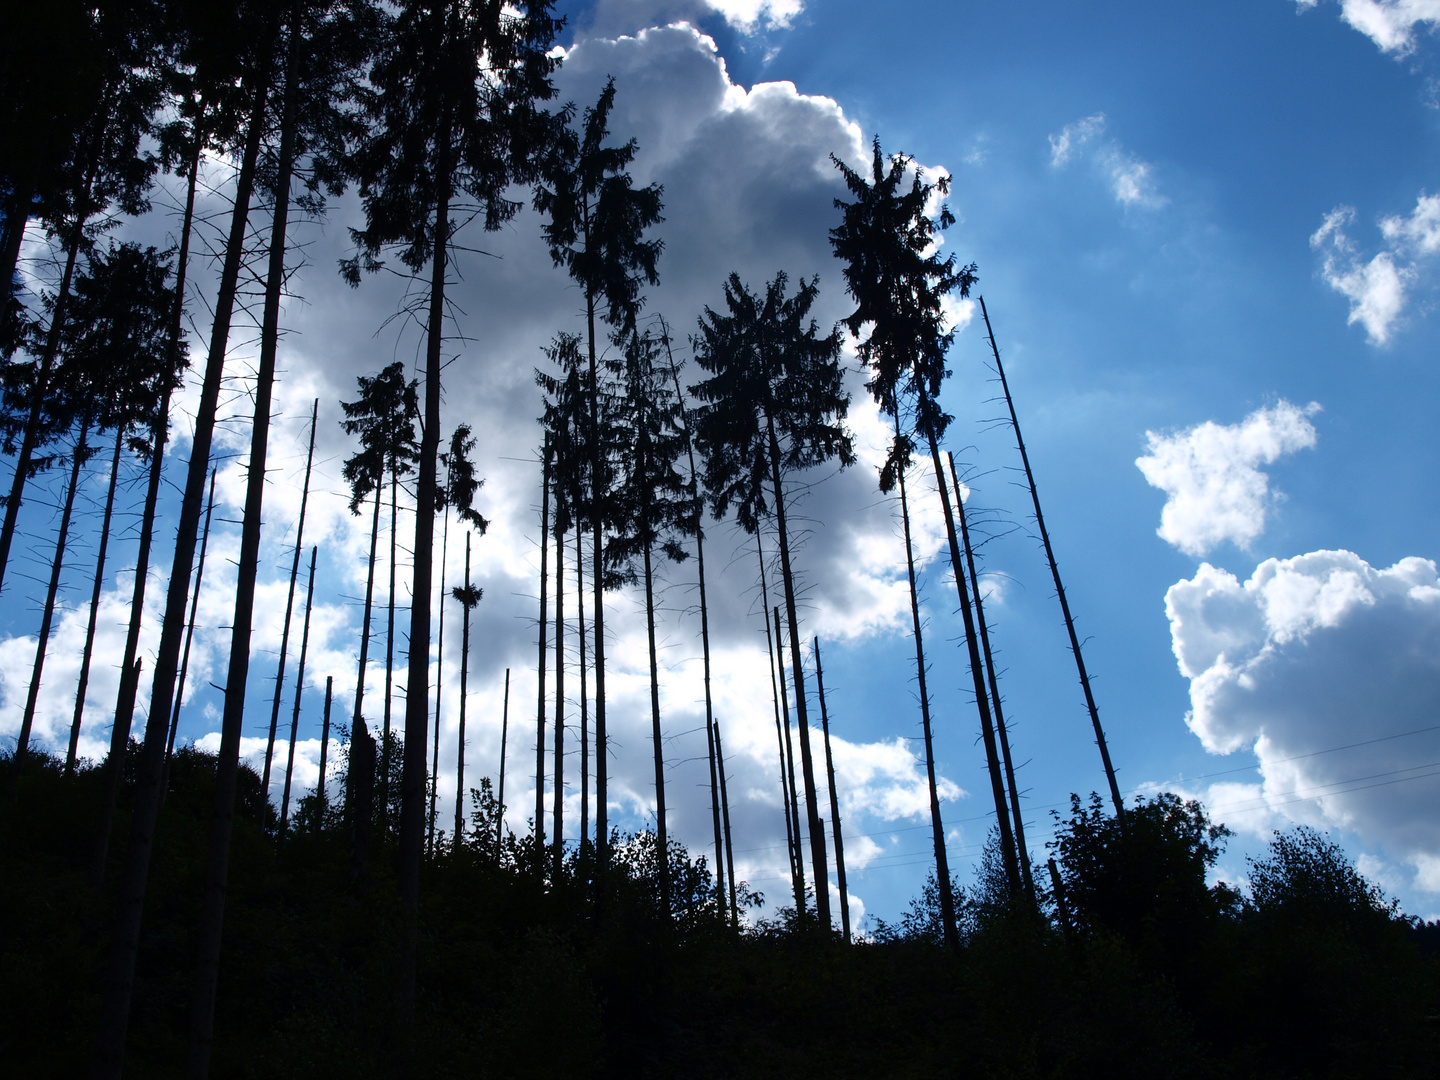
1166,550,1440,891
1136,400,1320,557
1299,0,1440,55
580,0,803,38
1048,112,1164,209
1311,205,1419,344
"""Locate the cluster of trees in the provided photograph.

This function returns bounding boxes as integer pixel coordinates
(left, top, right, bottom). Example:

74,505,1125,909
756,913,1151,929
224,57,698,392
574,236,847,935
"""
10,2,1408,1077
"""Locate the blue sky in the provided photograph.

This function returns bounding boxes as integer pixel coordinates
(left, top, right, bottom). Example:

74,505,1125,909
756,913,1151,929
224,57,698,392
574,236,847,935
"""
5,0,1440,928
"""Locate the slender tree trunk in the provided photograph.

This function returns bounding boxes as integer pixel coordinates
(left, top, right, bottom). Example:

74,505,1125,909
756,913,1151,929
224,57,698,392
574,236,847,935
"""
757,531,801,911
0,153,97,599
642,539,668,908
90,37,274,1073
552,518,565,875
948,452,1035,897
979,296,1123,816
67,425,123,773
535,438,549,847
453,534,471,844
497,667,509,848
396,107,453,1023
813,638,850,943
381,465,397,825
353,484,382,749
100,106,205,872
317,675,332,819
666,348,723,906
161,469,217,803
920,417,1021,896
773,605,808,915
895,447,959,950
185,15,299,1069
262,399,318,800
585,289,608,867
15,420,90,759
348,717,375,887
280,546,316,833
430,477,450,855
0,178,32,298
713,718,738,924
764,419,831,928
575,516,588,849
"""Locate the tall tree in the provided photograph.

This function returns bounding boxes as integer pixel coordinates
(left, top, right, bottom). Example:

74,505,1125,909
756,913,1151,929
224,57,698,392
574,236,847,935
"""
91,10,281,1073
534,436,550,848
431,424,487,852
830,141,1021,896
343,2,561,1004
713,715,738,924
452,533,481,843
262,400,320,801
757,530,802,912
773,604,807,916
340,360,420,829
496,667,510,848
978,296,1124,816
163,468,217,790
534,77,662,865
692,271,855,931
607,327,691,908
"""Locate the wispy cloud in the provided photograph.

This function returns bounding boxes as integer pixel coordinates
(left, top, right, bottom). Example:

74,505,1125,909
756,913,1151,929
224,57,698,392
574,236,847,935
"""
1297,0,1440,56
1048,112,1165,208
1136,401,1321,557
1310,196,1440,344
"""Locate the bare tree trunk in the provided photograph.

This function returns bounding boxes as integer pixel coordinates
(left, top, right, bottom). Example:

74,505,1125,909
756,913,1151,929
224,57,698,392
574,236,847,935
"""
585,291,608,868
262,399,318,801
316,675,332,819
186,17,299,1068
979,296,1123,817
100,106,206,871
922,420,1021,897
948,452,1034,897
757,532,801,912
773,605,808,916
496,667,509,849
430,475,450,856
67,425,123,773
535,438,549,847
161,468,217,804
713,717,737,924
381,465,397,826
396,106,453,1024
895,447,959,950
16,420,90,760
643,539,668,909
280,546,316,833
813,638,850,943
765,419,830,928
352,484,382,754
575,521,588,848
453,534,472,844
552,517,565,875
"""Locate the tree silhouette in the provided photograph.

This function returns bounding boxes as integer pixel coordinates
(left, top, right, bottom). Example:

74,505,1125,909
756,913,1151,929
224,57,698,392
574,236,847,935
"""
607,326,691,907
452,533,482,844
830,141,1022,897
341,0,561,1006
534,77,662,864
692,271,854,930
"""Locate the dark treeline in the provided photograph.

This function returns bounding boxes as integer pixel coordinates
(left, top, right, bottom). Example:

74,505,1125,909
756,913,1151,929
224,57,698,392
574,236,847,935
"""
2,2,1437,1076
4,748,1438,1078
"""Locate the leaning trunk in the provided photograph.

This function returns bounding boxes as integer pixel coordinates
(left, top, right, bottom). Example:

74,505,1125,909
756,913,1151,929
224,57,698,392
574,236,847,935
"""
430,480,450,855
67,425,124,772
585,288,608,866
353,484,383,755
186,17,299,1070
814,638,851,943
453,535,472,844
162,468,217,801
895,444,959,950
949,452,1034,897
535,438,550,846
89,52,272,1070
979,296,1123,817
642,538,668,909
552,517,565,875
381,466,398,825
575,515,589,848
758,531,801,911
497,667,510,848
713,717,738,924
16,420,90,759
280,546,317,833
773,605,807,915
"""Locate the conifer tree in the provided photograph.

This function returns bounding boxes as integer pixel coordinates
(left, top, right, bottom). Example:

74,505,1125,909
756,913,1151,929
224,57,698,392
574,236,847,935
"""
343,3,561,1001
452,534,481,843
280,546,318,833
692,271,855,930
534,77,662,863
